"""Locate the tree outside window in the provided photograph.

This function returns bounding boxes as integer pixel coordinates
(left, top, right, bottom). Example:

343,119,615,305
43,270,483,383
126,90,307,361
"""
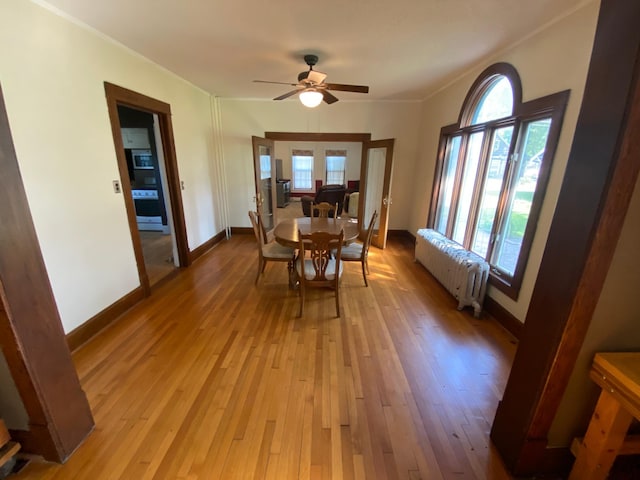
428,63,569,298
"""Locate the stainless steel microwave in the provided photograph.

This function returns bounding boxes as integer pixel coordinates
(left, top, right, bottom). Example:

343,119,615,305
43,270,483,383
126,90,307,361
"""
132,149,153,169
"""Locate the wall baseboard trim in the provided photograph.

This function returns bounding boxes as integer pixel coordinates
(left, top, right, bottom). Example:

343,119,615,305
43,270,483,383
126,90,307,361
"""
67,231,228,353
484,295,523,339
189,230,226,263
231,227,252,235
66,287,144,352
388,229,415,242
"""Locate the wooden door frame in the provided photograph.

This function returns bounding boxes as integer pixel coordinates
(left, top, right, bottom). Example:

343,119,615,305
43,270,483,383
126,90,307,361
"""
264,132,373,233
104,83,190,296
361,138,395,248
490,0,640,475
0,84,94,462
251,136,277,233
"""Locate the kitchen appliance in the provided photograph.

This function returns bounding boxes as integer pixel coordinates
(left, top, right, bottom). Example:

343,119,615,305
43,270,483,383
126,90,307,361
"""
132,149,154,169
131,189,164,231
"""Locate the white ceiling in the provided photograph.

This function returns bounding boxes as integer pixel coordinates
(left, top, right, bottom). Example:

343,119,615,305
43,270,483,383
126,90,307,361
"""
41,0,590,102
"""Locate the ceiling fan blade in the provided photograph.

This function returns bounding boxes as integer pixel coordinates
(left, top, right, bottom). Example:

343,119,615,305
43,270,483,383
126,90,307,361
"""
322,90,339,105
274,89,300,101
324,83,369,94
254,80,299,87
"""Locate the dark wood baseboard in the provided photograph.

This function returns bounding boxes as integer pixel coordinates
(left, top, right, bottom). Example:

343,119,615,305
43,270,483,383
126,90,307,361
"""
189,230,226,263
484,295,523,340
67,231,227,353
540,446,574,477
231,227,252,235
388,229,415,242
66,287,144,352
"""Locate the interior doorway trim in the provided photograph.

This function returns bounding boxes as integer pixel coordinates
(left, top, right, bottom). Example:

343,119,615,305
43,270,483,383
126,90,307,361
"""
104,82,190,295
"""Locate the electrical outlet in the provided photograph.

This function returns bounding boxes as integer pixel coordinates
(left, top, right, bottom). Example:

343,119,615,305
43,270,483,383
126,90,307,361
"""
112,180,121,193
180,181,185,190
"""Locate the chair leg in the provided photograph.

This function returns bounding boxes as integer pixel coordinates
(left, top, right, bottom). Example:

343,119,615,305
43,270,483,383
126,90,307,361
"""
335,284,341,317
361,261,368,287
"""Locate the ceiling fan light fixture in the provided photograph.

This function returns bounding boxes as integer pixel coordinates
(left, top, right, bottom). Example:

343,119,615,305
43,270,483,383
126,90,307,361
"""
299,89,323,108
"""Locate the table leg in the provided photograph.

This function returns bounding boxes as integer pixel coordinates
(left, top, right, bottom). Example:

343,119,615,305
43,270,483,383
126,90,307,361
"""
569,389,633,480
287,258,298,289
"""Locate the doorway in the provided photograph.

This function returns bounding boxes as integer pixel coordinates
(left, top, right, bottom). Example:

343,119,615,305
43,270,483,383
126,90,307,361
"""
104,83,190,296
262,132,394,247
118,105,177,286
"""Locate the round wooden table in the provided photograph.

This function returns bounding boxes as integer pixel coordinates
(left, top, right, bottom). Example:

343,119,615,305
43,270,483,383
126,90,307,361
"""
274,217,360,248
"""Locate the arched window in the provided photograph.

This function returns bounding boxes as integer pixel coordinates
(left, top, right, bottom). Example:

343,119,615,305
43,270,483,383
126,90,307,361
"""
429,63,569,298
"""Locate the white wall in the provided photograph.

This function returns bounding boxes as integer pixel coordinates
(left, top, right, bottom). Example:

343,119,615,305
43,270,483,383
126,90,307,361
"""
409,1,600,321
219,99,422,229
0,0,223,332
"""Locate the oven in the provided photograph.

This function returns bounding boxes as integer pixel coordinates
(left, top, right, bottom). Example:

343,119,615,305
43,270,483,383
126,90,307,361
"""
131,189,163,231
132,149,154,169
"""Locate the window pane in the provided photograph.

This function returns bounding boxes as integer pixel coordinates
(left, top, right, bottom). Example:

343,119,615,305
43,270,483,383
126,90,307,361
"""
259,155,271,179
434,136,462,235
492,118,551,275
325,155,346,185
452,132,484,244
471,126,514,257
292,155,314,190
471,76,513,125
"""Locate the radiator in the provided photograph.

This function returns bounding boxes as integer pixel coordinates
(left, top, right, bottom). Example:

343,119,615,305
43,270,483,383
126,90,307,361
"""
415,228,489,317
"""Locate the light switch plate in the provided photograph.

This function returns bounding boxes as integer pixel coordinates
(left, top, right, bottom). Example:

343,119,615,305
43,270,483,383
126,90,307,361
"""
113,180,121,193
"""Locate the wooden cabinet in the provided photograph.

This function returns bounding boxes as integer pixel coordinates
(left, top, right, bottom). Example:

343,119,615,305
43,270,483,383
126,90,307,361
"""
277,180,290,208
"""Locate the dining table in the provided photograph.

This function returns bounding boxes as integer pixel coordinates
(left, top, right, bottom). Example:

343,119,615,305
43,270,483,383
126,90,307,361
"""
274,217,360,288
273,217,360,248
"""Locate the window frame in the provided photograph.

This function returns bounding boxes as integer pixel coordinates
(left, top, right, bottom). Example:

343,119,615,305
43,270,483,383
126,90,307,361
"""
325,150,347,185
291,149,315,192
428,63,570,299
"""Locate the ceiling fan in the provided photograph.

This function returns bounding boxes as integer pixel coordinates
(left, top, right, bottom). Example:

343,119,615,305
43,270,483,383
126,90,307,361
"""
253,54,369,107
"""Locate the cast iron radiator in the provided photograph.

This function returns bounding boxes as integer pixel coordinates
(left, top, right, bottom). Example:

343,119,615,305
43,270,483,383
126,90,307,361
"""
415,228,489,317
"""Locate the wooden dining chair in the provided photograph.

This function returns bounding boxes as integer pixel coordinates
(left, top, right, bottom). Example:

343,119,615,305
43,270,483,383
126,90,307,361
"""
339,210,378,286
311,202,337,219
248,211,296,284
296,229,344,317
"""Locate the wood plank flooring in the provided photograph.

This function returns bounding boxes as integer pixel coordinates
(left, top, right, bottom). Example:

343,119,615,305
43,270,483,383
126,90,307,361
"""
13,234,517,479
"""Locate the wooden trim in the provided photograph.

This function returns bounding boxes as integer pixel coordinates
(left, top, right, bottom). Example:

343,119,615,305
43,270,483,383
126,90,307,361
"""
0,84,94,462
491,1,640,475
265,132,371,142
387,229,414,242
189,230,227,263
231,227,253,235
104,82,190,297
459,63,523,127
66,287,144,352
68,228,227,355
484,296,523,339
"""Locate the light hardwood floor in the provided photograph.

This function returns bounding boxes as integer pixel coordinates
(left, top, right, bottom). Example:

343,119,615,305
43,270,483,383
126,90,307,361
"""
139,230,176,286
14,234,517,479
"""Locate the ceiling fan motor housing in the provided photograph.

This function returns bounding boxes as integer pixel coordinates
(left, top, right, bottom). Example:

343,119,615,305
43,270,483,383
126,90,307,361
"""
298,54,319,82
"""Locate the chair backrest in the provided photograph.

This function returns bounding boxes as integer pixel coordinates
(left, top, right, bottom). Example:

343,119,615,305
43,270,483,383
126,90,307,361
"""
248,211,264,250
298,230,344,283
362,210,378,257
312,202,337,219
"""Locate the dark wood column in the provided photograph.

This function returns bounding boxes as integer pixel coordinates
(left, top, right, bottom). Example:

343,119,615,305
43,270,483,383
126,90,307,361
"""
0,85,94,462
491,0,640,475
